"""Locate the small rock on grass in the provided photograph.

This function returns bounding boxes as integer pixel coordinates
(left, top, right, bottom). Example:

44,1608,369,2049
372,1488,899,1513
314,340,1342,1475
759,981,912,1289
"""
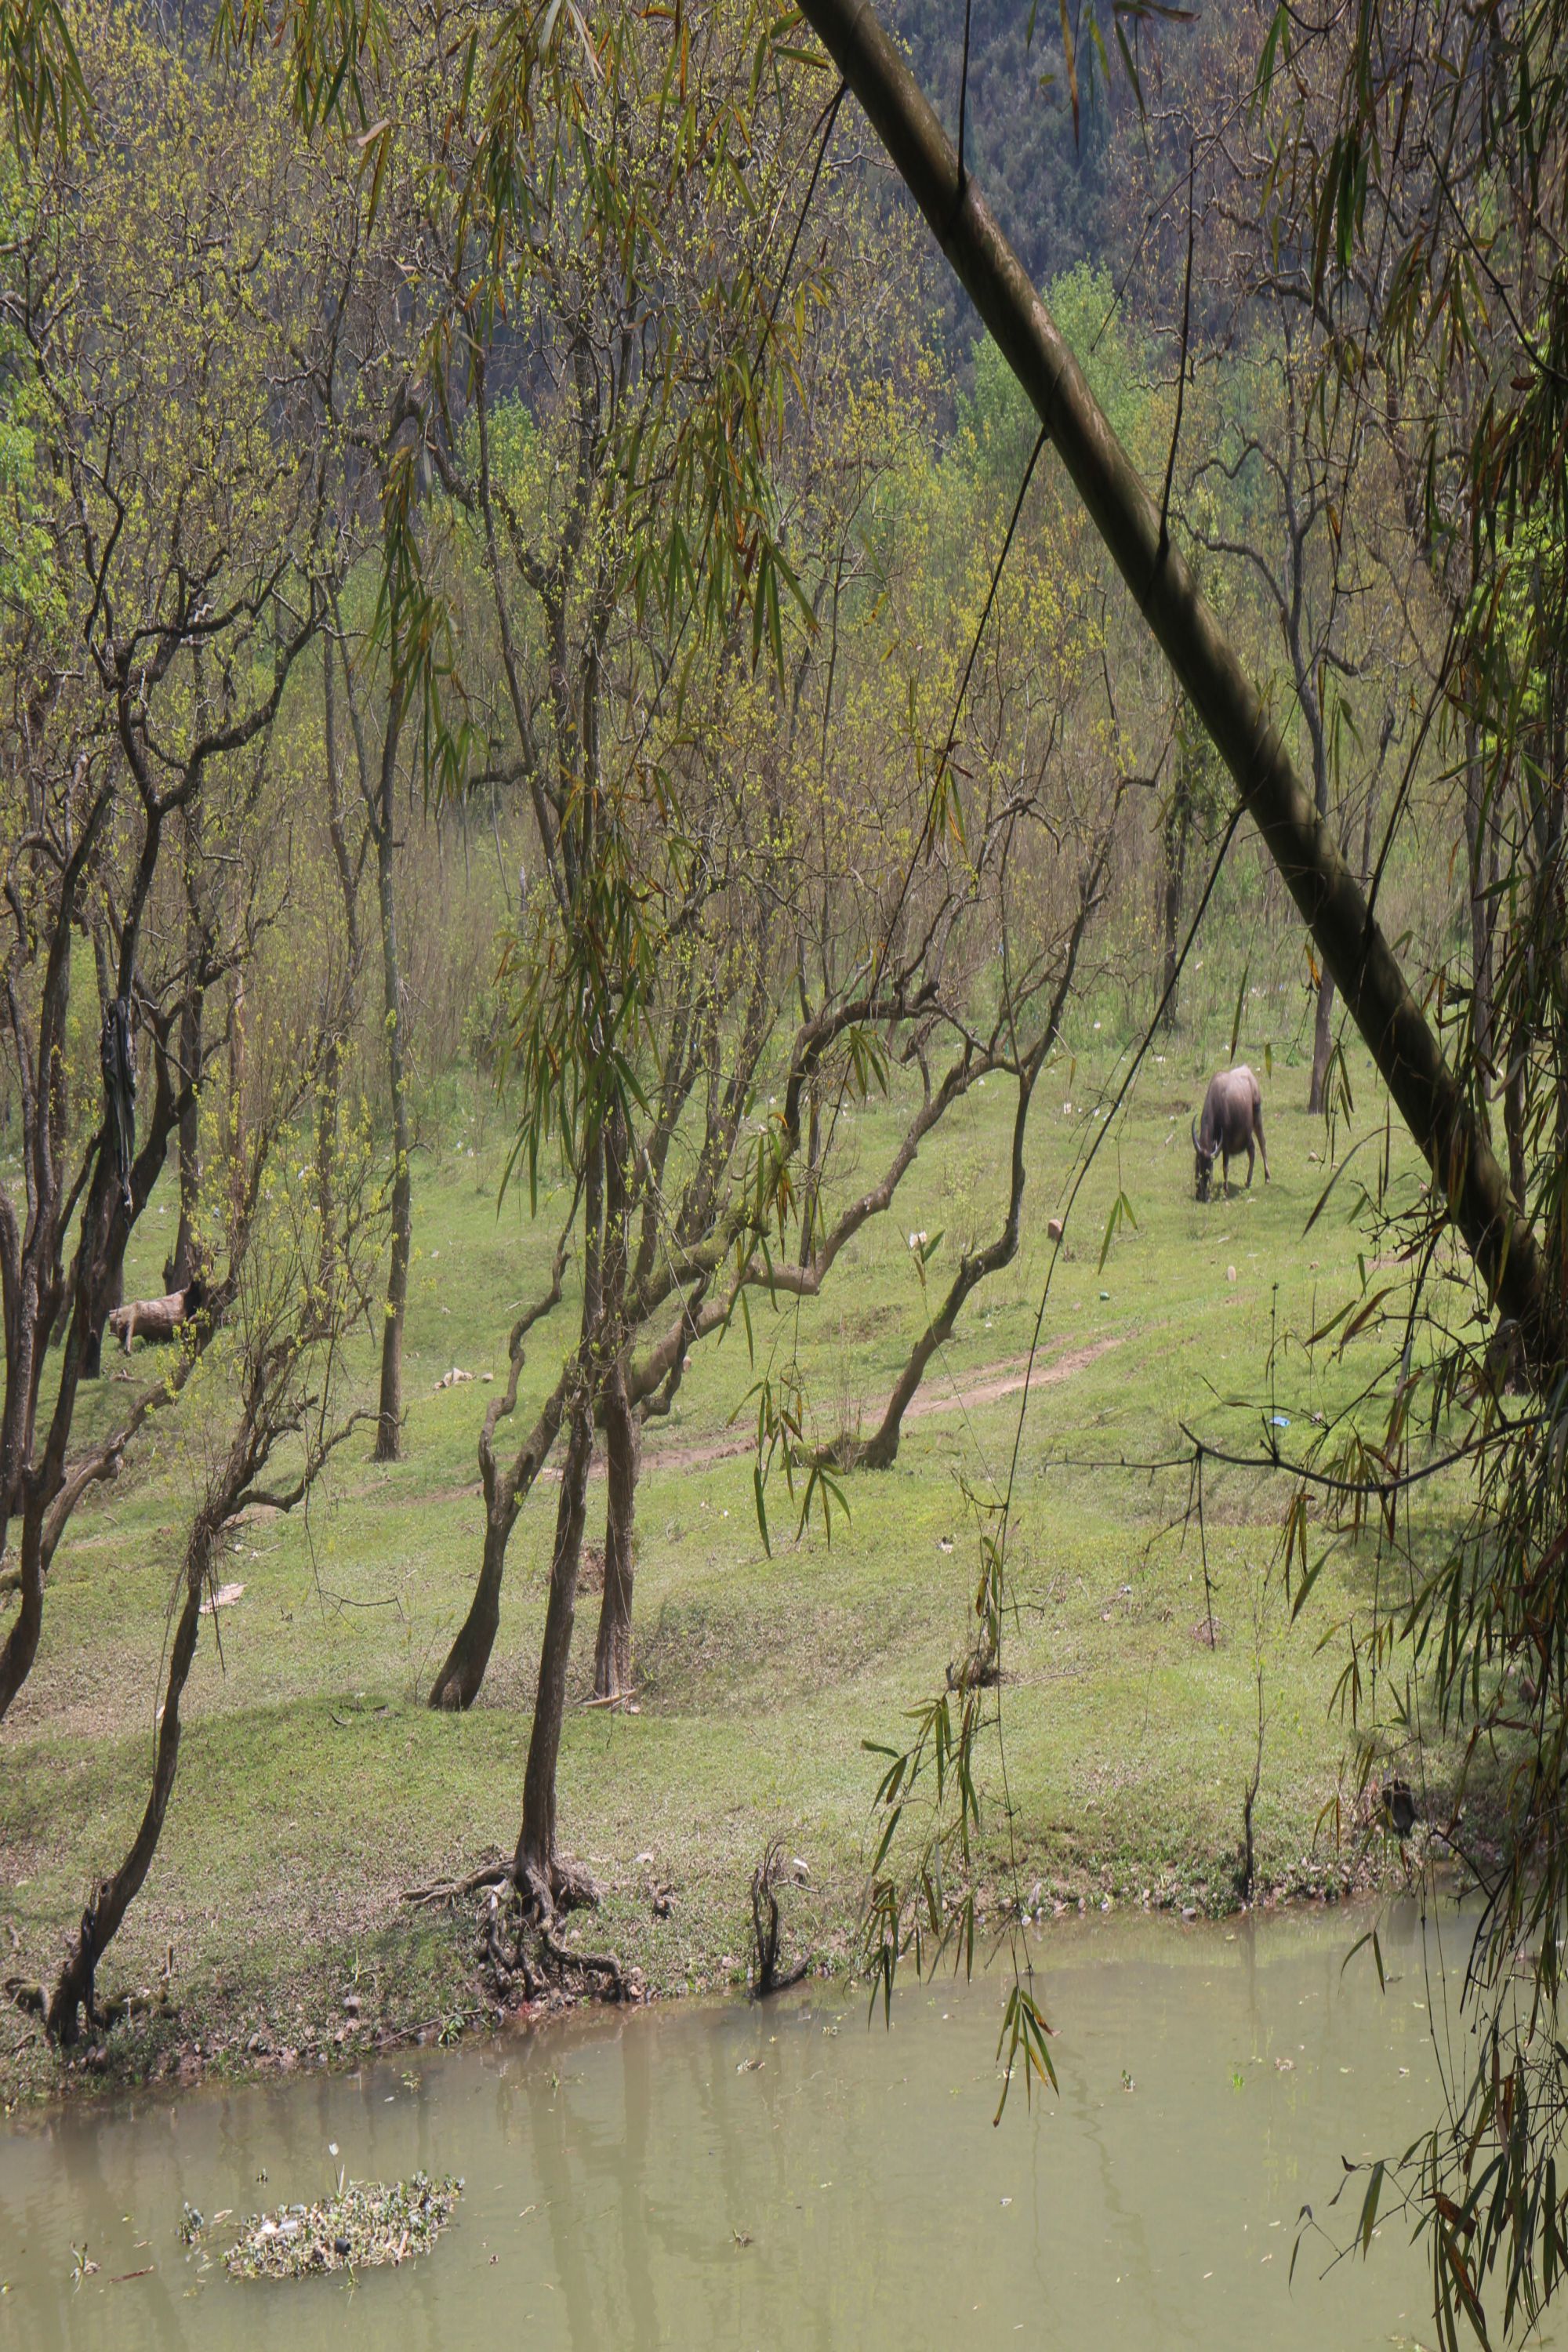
223,2173,462,2279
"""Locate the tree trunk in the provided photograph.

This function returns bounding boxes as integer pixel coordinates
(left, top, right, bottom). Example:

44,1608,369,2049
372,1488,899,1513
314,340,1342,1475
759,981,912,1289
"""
1462,723,1495,1074
47,1520,208,2045
1159,742,1193,1031
799,1086,822,1262
315,1026,342,1294
794,0,1564,1374
374,805,412,1464
427,1362,570,1711
593,1359,639,1703
165,984,205,1294
431,1505,517,1712
1551,681,1567,1294
1159,828,1187,1033
80,1259,121,1383
1308,971,1335,1115
514,1392,594,1911
0,1501,45,1721
82,942,132,1382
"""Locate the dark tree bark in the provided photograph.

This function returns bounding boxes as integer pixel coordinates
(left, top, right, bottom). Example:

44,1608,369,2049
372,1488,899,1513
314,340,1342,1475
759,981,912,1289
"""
165,812,209,1296
793,0,1566,1374
330,605,412,1465
427,1250,570,1711
427,1386,565,1711
373,718,412,1462
80,1262,122,1385
514,1120,622,1907
166,1004,204,1291
0,1495,47,1723
315,634,364,1293
3,1030,195,1716
46,1517,210,2045
82,1010,191,1381
513,1389,595,1911
1461,720,1496,1076
1159,768,1192,1033
44,1305,359,2045
593,1359,639,1703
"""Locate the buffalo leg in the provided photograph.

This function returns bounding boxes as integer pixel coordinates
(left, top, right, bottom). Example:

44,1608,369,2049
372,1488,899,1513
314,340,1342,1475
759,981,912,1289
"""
1254,1110,1270,1181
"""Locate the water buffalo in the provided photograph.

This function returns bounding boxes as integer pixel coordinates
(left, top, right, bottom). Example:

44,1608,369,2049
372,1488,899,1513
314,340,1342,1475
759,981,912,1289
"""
1191,1065,1269,1202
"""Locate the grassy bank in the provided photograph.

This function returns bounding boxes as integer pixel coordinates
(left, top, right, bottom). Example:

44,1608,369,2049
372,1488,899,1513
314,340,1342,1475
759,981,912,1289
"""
1,1017,1451,2104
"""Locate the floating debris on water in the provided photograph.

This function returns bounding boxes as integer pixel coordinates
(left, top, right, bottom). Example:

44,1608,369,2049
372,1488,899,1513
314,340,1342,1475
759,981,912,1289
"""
223,2173,462,2279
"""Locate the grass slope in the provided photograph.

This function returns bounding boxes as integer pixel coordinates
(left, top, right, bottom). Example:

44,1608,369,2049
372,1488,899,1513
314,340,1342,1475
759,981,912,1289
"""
1,1019,1448,2101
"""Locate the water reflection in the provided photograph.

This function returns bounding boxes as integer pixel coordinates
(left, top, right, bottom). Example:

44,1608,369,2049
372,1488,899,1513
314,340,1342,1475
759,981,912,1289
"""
0,1900,1493,2349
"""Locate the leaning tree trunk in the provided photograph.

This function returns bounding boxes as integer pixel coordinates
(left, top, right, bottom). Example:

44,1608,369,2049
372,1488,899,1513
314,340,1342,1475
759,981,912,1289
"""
593,1359,640,1703
514,1392,595,1913
46,1515,209,2045
794,0,1565,1377
0,1497,46,1722
432,1505,517,1712
427,1333,571,1711
374,801,412,1464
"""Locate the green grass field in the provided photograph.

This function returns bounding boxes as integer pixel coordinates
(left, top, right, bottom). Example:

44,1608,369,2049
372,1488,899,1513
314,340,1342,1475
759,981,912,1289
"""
0,1013,1455,2100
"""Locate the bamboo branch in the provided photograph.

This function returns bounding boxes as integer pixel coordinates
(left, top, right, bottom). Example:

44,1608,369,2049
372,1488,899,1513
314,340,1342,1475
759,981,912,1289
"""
793,0,1564,1374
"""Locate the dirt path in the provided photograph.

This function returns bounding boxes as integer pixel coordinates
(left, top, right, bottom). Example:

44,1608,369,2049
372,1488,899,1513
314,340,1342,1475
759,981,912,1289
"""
324,1335,1126,1504
636,1334,1123,1475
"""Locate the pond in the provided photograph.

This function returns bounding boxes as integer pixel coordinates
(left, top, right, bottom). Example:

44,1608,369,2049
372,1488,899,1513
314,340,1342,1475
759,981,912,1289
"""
0,1898,1488,2349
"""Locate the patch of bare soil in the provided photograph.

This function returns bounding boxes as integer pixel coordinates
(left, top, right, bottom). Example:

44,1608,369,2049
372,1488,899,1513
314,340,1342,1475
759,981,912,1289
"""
200,1337,1130,1519
904,1337,1122,1419
637,1334,1124,1474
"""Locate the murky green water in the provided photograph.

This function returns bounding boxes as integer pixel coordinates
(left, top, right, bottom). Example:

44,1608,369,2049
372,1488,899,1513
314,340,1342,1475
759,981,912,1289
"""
0,1901,1492,2348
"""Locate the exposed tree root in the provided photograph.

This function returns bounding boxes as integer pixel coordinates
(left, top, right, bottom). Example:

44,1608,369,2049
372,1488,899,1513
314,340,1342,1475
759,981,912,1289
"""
543,1853,601,1914
412,1850,637,2007
537,1922,632,1994
750,1838,811,1998
476,1887,539,2004
403,1852,512,1907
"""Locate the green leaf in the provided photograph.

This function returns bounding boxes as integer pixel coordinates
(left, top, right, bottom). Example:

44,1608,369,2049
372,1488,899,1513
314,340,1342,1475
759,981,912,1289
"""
1097,1188,1138,1272
1228,958,1249,1065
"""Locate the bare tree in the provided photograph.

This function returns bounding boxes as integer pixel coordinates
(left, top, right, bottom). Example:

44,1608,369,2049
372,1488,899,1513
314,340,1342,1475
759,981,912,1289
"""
0,37,332,1718
39,1062,374,2047
1189,312,1403,1111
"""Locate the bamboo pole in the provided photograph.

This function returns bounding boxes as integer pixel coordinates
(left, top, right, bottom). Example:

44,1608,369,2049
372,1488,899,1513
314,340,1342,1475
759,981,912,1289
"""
795,0,1562,1371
